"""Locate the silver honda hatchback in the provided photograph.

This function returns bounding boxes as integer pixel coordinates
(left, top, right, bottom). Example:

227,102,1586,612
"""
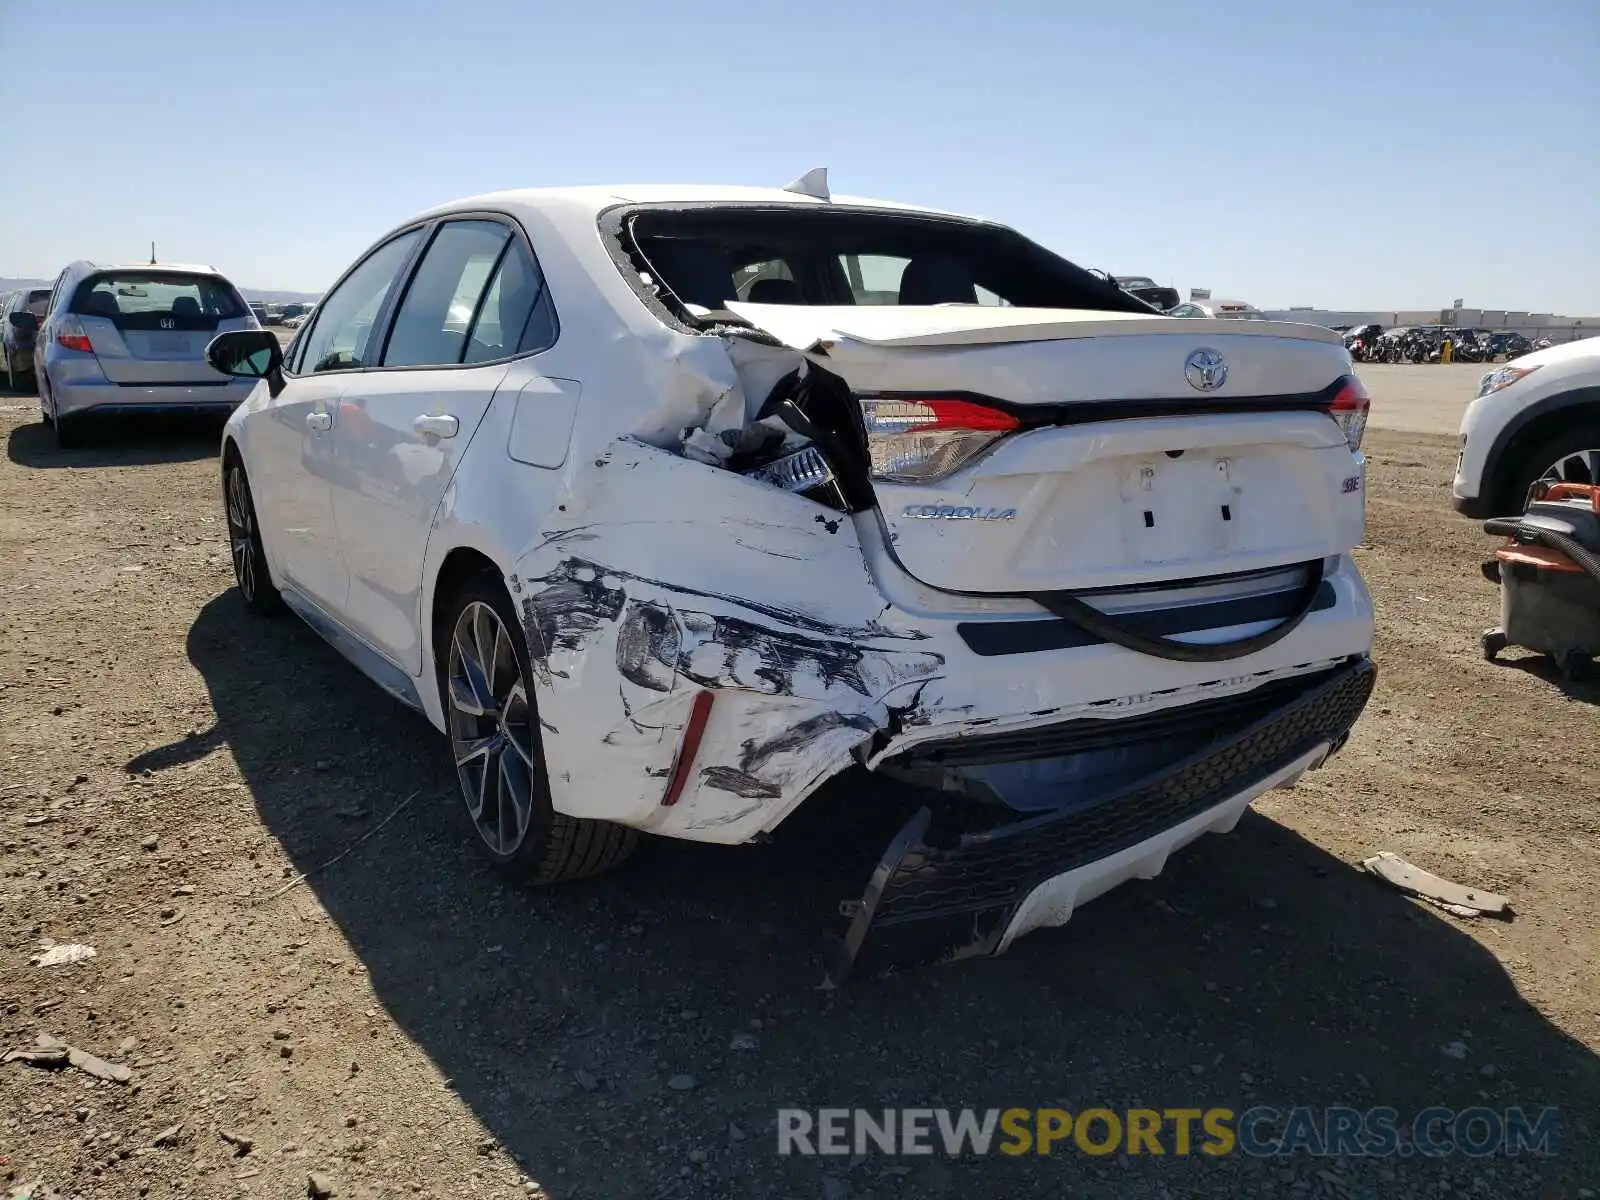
26,261,260,446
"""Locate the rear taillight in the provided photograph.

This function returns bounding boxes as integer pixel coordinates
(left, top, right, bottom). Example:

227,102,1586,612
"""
55,315,93,355
858,396,1021,483
1328,375,1369,453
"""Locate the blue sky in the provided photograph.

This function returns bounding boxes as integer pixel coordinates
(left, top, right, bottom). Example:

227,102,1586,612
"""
1,0,1596,312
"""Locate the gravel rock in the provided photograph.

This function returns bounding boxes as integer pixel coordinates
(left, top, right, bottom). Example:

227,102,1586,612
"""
667,1073,699,1091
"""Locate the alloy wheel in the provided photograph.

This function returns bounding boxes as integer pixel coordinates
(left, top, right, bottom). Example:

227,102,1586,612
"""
225,466,259,602
1539,449,1600,488
446,600,539,857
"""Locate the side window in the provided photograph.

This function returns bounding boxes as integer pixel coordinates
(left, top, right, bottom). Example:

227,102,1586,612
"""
382,220,510,367
464,236,557,363
47,272,68,319
295,230,421,374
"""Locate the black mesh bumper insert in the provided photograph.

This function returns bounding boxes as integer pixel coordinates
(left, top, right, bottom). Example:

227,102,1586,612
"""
835,659,1375,980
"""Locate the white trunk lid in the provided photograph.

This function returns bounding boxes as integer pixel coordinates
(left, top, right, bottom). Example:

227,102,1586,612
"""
726,304,1364,594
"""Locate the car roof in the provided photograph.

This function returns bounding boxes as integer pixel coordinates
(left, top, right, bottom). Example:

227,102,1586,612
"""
91,261,219,275
412,183,982,227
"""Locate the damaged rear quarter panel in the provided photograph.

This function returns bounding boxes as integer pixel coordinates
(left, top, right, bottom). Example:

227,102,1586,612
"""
513,438,944,841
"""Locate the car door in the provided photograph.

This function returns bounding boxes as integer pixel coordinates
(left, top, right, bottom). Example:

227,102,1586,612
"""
328,217,559,674
245,228,423,613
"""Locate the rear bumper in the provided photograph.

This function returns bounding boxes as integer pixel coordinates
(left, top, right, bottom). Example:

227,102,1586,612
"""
51,378,254,418
836,659,1375,979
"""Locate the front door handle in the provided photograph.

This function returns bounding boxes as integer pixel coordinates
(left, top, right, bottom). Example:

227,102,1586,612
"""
305,411,332,432
413,413,459,440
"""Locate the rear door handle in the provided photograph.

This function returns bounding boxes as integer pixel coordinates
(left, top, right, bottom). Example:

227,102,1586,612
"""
413,413,459,439
305,411,332,432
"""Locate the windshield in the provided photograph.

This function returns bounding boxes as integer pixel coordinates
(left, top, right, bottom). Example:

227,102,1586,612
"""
71,271,247,330
621,207,1147,316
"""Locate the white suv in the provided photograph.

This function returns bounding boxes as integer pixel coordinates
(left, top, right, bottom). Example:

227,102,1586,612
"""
204,179,1376,978
1452,336,1600,517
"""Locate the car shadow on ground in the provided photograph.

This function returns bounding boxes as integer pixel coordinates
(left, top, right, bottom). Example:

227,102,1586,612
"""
6,413,224,468
1489,652,1600,706
168,590,1600,1198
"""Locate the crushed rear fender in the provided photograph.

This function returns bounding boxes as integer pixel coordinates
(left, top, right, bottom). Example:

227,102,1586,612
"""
509,437,944,843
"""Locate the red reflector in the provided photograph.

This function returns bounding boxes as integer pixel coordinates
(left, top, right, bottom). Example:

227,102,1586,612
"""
660,690,715,807
921,398,1021,431
57,334,93,353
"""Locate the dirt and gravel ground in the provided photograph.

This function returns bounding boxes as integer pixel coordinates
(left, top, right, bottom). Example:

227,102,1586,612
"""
1,365,1596,1200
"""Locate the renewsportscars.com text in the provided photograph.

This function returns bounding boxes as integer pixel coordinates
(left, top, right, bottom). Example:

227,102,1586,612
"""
776,1106,1561,1159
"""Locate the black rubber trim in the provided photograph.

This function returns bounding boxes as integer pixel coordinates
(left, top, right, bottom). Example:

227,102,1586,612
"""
1021,558,1327,663
891,664,1351,769
958,579,1338,657
114,379,231,388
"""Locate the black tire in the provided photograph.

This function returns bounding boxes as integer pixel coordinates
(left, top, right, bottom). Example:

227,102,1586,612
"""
54,411,83,448
437,574,637,883
1501,422,1600,515
1481,629,1507,661
223,456,284,614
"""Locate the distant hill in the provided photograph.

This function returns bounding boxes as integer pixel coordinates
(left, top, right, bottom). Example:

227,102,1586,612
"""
0,276,319,304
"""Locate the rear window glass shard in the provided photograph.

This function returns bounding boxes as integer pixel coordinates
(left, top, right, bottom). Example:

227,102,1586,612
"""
70,271,246,330
620,207,1146,317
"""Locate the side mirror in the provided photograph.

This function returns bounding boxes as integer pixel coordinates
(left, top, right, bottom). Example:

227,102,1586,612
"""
207,329,285,397
8,311,39,334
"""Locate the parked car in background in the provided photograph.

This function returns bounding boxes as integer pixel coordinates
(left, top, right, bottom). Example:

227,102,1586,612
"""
204,179,1375,977
248,302,270,325
23,261,260,447
1344,323,1385,362
2,287,51,390
1167,298,1264,319
1444,328,1493,363
1114,275,1180,311
1487,331,1533,361
1453,335,1600,517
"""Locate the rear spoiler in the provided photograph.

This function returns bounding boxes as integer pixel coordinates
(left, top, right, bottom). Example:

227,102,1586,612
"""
722,302,1345,352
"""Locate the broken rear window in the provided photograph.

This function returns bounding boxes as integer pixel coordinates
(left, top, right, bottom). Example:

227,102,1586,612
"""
620,207,1147,317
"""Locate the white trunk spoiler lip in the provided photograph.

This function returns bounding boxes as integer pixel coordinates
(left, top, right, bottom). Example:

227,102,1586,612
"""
721,302,1344,351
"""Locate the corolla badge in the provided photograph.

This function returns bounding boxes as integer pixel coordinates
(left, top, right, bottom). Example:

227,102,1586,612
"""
902,505,1017,521
1184,347,1228,392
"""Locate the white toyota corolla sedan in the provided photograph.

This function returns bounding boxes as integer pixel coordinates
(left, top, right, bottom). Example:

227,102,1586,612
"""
208,174,1376,977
